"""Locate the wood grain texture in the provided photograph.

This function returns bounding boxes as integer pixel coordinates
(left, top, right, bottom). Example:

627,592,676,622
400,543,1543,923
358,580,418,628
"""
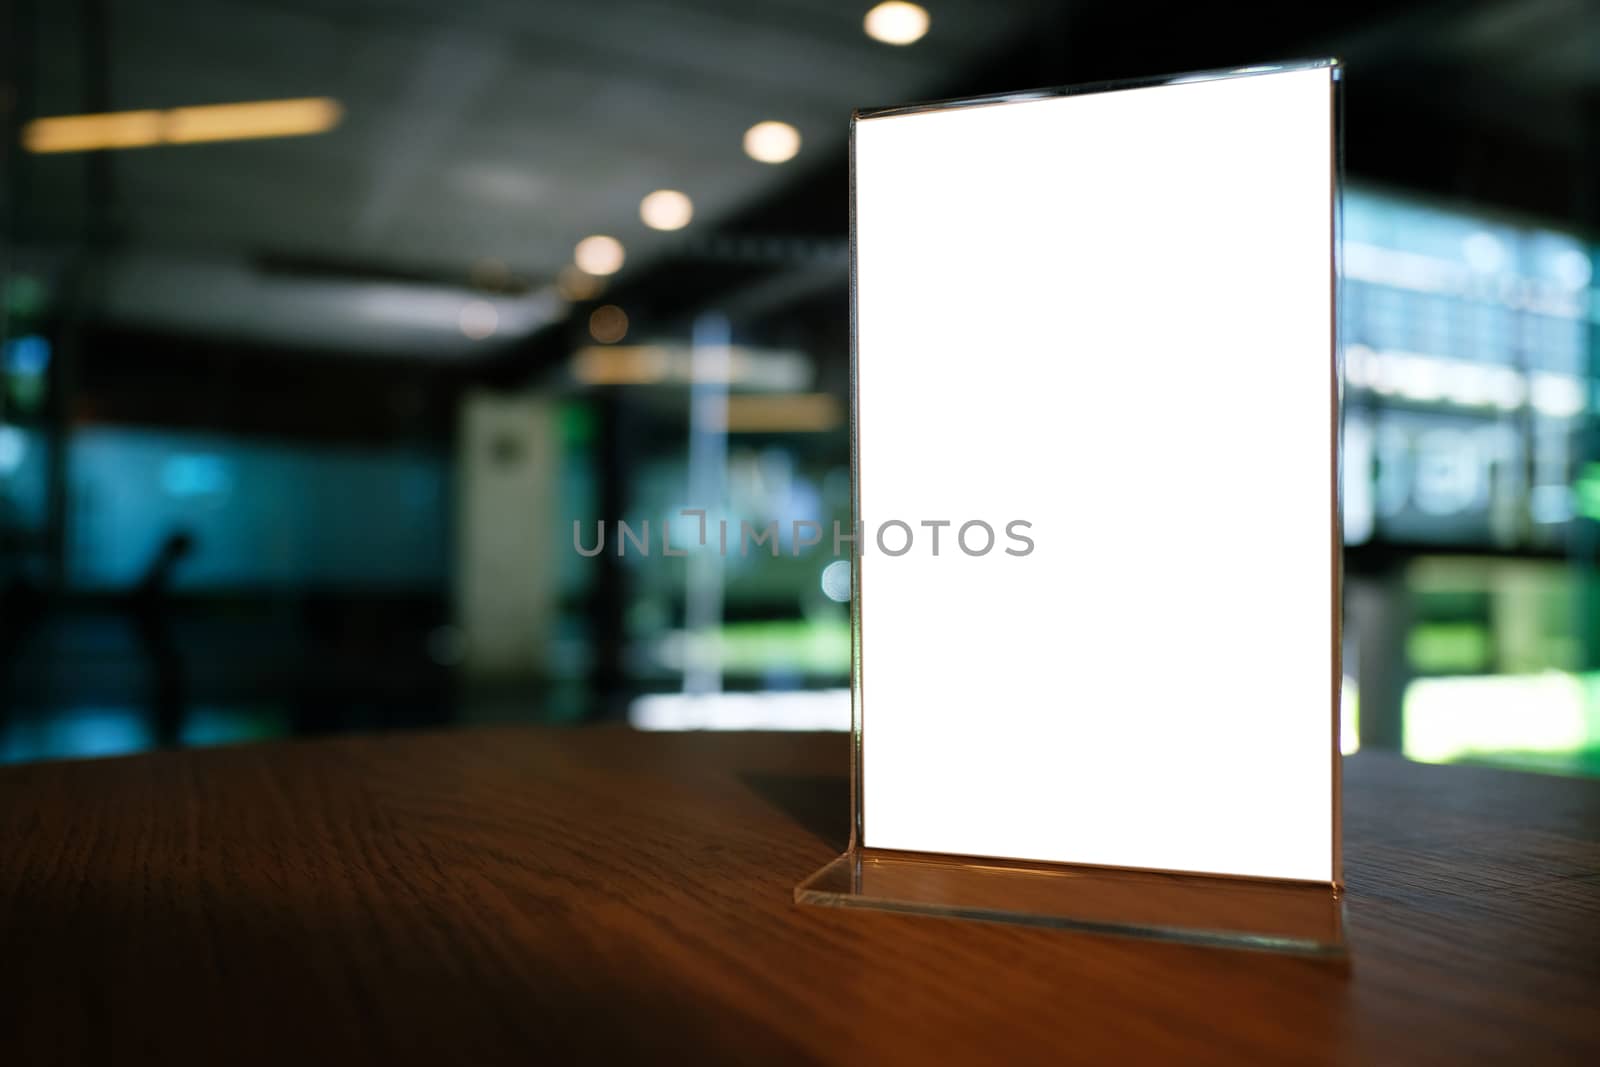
1,728,1596,1065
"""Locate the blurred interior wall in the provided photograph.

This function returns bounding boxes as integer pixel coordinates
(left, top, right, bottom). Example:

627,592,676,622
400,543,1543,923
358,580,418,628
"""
456,390,558,681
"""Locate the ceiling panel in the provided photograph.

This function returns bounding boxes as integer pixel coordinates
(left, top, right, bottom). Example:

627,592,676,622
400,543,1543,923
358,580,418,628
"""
16,0,1047,352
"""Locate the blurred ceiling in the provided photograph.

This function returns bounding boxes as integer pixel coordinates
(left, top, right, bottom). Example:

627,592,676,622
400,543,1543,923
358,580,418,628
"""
605,0,1600,353
10,0,1049,354
6,0,1599,360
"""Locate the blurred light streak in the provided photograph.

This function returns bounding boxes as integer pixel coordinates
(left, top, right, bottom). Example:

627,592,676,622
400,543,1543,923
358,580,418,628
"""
1343,241,1588,319
570,344,812,390
166,98,343,144
23,98,342,153
353,286,555,340
23,109,161,152
572,345,671,385
631,689,850,731
1404,672,1590,765
717,393,842,434
1345,344,1555,412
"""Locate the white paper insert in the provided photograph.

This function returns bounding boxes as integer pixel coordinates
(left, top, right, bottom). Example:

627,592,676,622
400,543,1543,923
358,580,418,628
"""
855,66,1336,882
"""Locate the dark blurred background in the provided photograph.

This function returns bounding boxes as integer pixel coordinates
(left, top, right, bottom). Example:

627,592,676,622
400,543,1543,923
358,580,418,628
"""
0,0,1596,774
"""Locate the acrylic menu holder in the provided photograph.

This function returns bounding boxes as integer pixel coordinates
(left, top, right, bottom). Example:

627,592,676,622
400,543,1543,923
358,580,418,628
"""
795,61,1347,956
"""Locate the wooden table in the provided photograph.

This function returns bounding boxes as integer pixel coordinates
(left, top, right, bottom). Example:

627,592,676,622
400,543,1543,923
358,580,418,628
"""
1,727,1596,1065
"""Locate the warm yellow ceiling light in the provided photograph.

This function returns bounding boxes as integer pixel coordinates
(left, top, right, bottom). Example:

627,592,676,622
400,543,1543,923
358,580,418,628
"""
864,2,930,46
23,110,164,153
743,121,801,164
574,235,625,276
22,97,342,154
639,189,693,231
165,98,343,145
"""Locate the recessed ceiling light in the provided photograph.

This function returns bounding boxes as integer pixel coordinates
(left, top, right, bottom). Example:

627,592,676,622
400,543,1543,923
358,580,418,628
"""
743,121,801,164
459,300,499,340
589,305,629,344
574,235,625,276
640,189,694,231
864,2,930,46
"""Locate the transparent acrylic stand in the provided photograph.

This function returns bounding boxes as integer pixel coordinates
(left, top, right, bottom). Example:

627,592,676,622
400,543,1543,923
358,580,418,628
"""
797,849,1345,956
796,59,1347,958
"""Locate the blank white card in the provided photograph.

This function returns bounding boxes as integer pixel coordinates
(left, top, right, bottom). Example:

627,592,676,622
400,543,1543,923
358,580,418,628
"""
855,65,1337,882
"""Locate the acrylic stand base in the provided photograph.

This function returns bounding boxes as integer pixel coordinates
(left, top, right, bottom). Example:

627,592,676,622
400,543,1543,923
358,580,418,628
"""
796,848,1346,957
